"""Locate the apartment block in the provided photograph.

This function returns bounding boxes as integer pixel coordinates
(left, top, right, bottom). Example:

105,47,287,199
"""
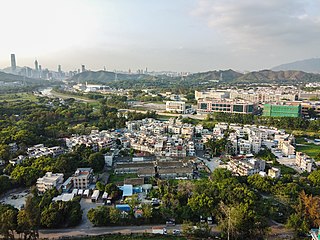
72,168,93,189
296,152,314,172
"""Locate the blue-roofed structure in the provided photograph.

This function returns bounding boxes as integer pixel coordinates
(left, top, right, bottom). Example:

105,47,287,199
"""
119,184,133,197
116,204,131,212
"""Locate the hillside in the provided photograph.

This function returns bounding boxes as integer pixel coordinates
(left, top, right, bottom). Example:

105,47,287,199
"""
184,69,243,82
0,71,33,82
0,71,50,85
272,58,320,73
70,71,157,83
69,69,320,87
235,70,320,83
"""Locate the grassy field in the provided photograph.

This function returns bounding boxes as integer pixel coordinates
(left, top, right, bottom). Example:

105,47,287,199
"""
0,92,38,102
296,144,320,159
108,173,139,184
50,90,97,103
296,137,320,159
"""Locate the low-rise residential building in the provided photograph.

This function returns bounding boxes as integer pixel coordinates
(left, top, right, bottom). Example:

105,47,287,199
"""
268,167,281,178
126,118,195,157
228,158,265,176
36,172,64,193
27,144,64,159
296,152,314,172
104,152,115,167
65,130,114,150
72,168,93,189
9,155,25,165
278,139,295,156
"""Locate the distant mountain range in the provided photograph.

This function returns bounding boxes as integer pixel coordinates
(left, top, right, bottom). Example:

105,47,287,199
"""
0,71,48,84
272,58,320,73
2,66,320,88
69,69,320,86
0,71,32,82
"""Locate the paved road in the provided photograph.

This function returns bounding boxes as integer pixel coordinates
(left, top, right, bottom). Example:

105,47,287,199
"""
39,224,183,239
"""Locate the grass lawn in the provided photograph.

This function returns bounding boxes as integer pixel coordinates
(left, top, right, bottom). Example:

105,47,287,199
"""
108,173,139,184
296,144,320,159
295,137,320,159
51,90,97,102
0,92,38,102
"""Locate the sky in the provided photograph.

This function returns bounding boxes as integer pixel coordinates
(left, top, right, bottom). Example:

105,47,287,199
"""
0,0,320,72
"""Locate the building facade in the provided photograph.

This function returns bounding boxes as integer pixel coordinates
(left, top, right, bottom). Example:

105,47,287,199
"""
36,172,64,193
263,104,301,117
165,101,186,114
72,168,93,189
197,98,254,114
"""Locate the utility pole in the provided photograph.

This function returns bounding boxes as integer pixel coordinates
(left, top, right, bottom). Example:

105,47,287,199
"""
227,208,230,240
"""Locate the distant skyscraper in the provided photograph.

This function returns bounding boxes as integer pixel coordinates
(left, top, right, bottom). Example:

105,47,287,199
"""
58,65,62,73
81,65,85,72
35,60,39,71
11,54,16,72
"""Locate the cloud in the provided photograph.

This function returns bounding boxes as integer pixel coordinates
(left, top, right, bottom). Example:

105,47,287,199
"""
193,0,320,47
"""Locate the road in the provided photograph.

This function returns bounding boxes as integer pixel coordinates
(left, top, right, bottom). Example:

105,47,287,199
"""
39,224,184,239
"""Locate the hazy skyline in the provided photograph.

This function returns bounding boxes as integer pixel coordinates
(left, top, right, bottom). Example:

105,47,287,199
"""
1,0,320,72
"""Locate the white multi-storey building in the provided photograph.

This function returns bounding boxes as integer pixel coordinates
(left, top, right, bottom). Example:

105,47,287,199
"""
165,101,186,114
36,172,64,193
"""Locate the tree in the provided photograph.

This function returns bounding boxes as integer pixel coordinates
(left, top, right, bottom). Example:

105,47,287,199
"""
308,169,320,186
218,202,268,240
96,181,105,192
17,195,40,239
141,203,153,221
247,174,273,193
10,166,42,186
125,194,140,214
109,208,121,224
288,191,320,235
87,206,110,226
182,220,194,237
88,152,105,172
0,204,18,240
0,175,13,195
105,183,122,200
41,206,62,228
188,193,216,217
211,168,233,182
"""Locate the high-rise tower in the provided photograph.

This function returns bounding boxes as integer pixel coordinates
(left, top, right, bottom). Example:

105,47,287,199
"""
11,54,16,72
35,60,39,71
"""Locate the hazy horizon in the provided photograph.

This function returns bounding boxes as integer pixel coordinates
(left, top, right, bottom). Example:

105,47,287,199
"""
1,0,320,72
